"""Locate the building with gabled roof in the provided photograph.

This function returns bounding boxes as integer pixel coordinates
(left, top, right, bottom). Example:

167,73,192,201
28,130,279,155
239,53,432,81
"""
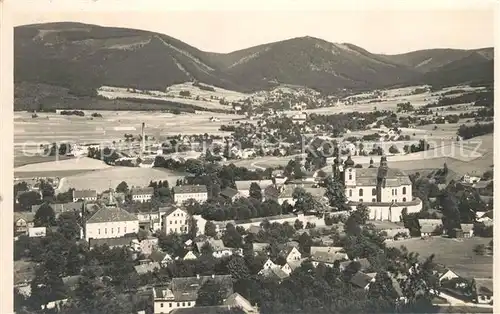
173,185,208,204
219,187,240,202
472,277,493,304
163,207,190,235
84,199,139,241
153,274,233,313
73,189,97,203
130,187,154,203
350,271,376,290
235,180,274,198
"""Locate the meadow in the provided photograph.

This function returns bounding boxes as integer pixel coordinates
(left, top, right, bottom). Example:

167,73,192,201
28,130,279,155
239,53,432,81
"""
386,236,493,278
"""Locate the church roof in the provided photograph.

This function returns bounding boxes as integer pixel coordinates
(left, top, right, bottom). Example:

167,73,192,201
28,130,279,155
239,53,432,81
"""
347,168,411,186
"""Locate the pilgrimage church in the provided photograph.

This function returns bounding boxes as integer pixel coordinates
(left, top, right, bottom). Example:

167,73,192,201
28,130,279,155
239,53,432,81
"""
333,155,422,222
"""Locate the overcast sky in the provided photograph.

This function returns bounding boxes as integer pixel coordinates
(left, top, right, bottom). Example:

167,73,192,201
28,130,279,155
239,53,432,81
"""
11,1,496,54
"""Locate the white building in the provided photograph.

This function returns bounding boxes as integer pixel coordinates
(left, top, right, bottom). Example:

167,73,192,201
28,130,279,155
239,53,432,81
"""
130,187,154,203
173,185,208,205
84,196,139,241
333,156,421,222
162,207,190,234
73,189,97,203
153,275,233,314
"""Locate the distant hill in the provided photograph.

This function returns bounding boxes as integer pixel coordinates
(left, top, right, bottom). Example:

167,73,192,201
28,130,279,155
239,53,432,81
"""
14,22,494,110
379,48,493,73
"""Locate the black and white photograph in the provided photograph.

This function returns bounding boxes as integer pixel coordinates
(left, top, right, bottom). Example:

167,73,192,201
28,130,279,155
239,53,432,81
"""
2,1,497,314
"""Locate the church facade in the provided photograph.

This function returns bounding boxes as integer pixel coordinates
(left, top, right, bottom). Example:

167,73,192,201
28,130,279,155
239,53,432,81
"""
333,155,422,222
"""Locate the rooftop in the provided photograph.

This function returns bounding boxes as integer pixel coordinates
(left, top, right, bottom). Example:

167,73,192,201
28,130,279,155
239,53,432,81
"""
220,187,239,199
130,187,154,196
86,204,138,224
89,235,136,248
473,278,493,296
167,275,233,302
350,271,374,289
134,262,160,275
73,189,97,199
346,167,411,187
173,185,208,194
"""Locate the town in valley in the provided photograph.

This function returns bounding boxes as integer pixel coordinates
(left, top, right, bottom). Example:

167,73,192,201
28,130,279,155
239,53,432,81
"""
12,11,494,314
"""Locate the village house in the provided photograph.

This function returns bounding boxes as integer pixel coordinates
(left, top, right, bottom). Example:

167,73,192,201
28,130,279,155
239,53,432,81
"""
219,187,240,202
163,207,190,235
14,212,35,235
152,274,233,314
460,223,474,237
281,260,304,275
195,239,240,259
350,271,376,290
84,193,139,242
131,237,159,256
279,246,302,263
235,180,274,198
339,258,372,272
149,250,174,267
472,278,493,304
183,251,197,260
72,189,97,203
134,260,160,275
252,242,270,255
130,187,154,203
462,174,481,184
28,227,47,238
310,248,349,268
334,156,421,222
418,219,443,237
168,292,258,314
173,185,208,205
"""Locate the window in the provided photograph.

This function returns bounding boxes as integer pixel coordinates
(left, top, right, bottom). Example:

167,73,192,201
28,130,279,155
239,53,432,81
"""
402,187,407,194
177,303,180,307
98,228,100,235
124,227,127,233
161,303,164,308
359,189,363,196
349,174,352,180
349,190,352,197
395,189,397,195
175,220,177,224
187,302,190,306
169,303,172,307
372,188,376,196
185,220,188,224
170,221,173,224
111,228,113,234
105,228,107,234
118,227,120,233
182,302,185,306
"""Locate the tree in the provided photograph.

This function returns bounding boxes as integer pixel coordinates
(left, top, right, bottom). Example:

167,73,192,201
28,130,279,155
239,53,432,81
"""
196,280,227,306
388,145,399,154
205,221,217,237
115,181,129,193
298,232,312,254
323,176,348,210
17,191,42,211
345,204,370,236
228,256,250,281
249,182,262,201
474,244,486,255
222,224,243,248
34,203,56,227
439,191,461,235
57,211,81,240
294,219,304,230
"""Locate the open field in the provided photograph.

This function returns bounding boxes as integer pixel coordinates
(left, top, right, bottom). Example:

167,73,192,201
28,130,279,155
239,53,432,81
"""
386,237,493,278
15,157,111,173
98,83,249,111
14,110,241,162
57,166,186,193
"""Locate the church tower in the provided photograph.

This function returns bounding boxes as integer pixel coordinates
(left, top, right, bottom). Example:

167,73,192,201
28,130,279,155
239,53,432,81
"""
343,155,356,186
376,155,388,202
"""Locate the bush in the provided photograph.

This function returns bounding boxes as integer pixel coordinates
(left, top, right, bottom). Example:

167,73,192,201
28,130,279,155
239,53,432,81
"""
179,90,191,97
388,145,399,154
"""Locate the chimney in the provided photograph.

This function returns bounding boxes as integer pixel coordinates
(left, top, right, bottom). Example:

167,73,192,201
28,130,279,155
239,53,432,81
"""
141,122,146,154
